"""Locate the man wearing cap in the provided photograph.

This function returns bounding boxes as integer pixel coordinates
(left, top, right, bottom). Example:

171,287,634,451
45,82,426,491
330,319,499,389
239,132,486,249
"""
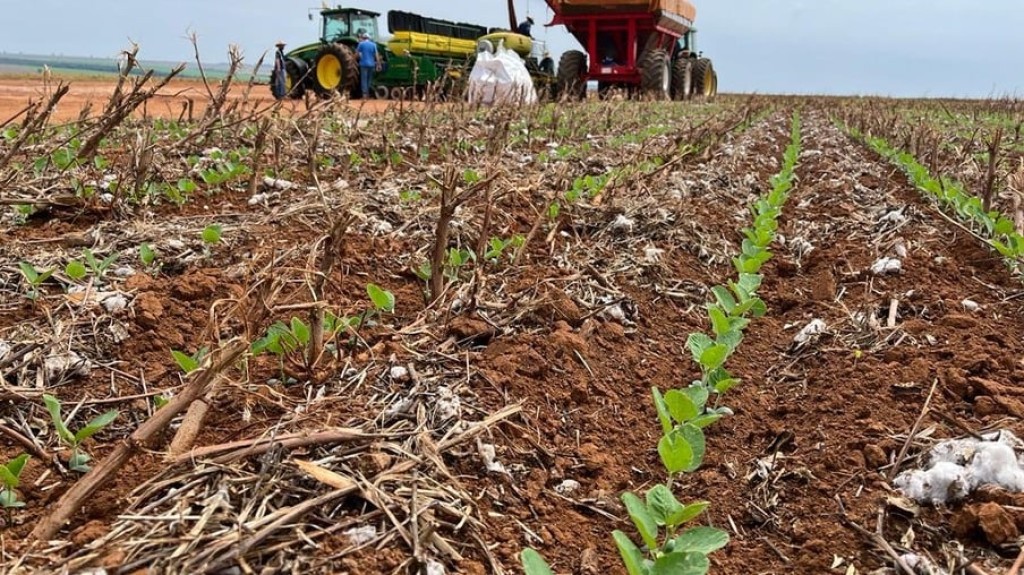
517,16,534,37
356,32,381,99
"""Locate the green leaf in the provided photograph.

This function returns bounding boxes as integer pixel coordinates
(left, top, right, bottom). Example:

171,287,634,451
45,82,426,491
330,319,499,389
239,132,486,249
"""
366,283,396,312
42,394,74,446
171,350,200,374
290,317,311,346
686,333,713,364
716,329,743,354
139,243,156,266
668,501,710,529
99,251,119,272
736,273,762,297
646,484,684,527
0,467,18,489
613,531,650,575
679,424,707,472
520,549,555,575
652,388,673,435
202,224,223,244
65,260,87,280
622,491,659,550
681,386,709,411
18,262,39,284
664,390,699,424
714,377,741,394
650,551,709,575
690,413,724,428
671,526,730,554
994,217,1016,236
73,409,118,443
5,454,29,482
699,344,729,372
658,430,694,475
708,306,731,339
710,286,736,314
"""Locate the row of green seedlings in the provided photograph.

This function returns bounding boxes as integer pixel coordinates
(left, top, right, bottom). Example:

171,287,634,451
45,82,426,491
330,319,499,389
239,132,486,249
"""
1,396,120,518
547,106,771,223
16,225,226,300
521,111,802,575
846,125,1024,272
3,119,264,212
170,283,396,383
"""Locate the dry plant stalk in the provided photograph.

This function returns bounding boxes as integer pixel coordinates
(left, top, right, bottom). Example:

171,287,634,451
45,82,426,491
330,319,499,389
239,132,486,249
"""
77,48,185,163
308,216,352,369
981,126,1003,211
0,83,70,172
247,118,272,196
31,340,247,541
1009,159,1024,234
427,168,498,305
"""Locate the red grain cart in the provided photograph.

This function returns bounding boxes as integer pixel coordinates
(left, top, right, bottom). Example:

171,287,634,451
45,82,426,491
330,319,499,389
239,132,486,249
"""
543,0,717,99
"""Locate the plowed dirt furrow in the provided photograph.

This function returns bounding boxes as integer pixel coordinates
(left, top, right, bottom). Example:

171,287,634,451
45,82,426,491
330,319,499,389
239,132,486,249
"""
699,110,1024,574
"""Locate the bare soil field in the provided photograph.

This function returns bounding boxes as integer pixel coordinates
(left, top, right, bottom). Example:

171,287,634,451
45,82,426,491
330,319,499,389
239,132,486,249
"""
2,78,1024,575
0,75,395,123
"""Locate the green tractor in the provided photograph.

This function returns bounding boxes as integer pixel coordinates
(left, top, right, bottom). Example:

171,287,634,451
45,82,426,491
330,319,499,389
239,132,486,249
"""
271,6,485,100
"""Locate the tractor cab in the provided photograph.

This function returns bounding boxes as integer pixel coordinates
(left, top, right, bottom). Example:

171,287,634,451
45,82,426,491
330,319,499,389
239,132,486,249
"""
319,7,381,44
676,29,697,58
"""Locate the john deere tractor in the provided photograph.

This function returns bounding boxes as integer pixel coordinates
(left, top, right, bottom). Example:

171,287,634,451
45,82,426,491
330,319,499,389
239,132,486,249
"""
272,6,486,100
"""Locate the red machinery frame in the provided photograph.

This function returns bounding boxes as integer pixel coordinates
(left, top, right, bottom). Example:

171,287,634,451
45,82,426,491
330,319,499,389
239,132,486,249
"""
544,2,692,84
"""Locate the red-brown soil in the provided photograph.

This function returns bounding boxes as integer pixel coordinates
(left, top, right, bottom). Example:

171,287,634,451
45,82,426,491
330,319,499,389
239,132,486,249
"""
2,98,1024,575
0,75,402,123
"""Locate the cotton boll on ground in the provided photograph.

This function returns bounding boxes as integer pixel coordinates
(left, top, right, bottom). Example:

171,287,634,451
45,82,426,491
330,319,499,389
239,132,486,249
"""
896,430,1024,504
894,461,970,505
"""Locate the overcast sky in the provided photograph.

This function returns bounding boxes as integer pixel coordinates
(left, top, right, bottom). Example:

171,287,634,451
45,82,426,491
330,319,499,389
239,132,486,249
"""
3,0,1022,98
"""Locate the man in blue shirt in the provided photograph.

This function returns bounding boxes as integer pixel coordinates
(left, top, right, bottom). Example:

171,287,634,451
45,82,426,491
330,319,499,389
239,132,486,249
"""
517,16,534,37
356,33,380,99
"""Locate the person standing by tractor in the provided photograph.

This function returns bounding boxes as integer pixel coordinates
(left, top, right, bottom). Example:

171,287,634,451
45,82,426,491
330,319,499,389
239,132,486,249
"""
517,16,534,37
356,32,381,99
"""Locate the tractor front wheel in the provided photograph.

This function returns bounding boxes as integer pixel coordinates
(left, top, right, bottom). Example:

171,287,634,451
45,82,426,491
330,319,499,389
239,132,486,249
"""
556,50,587,101
692,58,717,98
313,44,358,98
639,49,671,100
671,57,691,101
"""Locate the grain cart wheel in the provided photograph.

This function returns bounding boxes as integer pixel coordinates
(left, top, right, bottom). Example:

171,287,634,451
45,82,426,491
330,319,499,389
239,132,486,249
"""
692,58,715,98
638,49,671,100
313,44,358,97
671,57,692,101
556,50,587,101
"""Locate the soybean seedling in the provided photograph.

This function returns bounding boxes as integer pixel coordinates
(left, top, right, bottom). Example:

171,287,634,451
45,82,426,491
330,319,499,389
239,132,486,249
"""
171,347,208,374
0,454,29,520
17,262,54,300
83,249,119,280
201,224,223,245
365,283,396,322
42,394,119,473
139,243,156,267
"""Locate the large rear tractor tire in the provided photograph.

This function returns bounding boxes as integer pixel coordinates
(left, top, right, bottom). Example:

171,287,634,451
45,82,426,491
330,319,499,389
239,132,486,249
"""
638,48,671,100
692,58,717,98
671,57,692,101
556,50,587,101
313,44,358,98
